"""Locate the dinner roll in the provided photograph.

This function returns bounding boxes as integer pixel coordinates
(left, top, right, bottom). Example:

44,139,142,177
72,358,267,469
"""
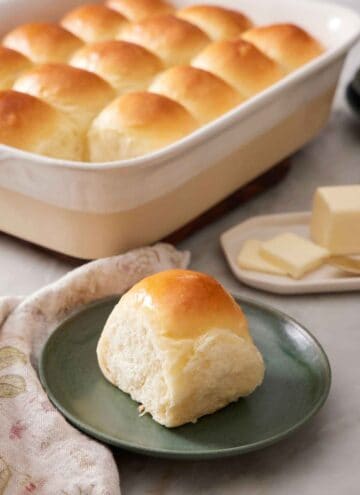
106,0,174,22
70,40,163,94
242,24,324,71
88,91,198,161
97,269,265,427
0,90,83,160
192,39,284,97
177,5,253,41
149,66,243,124
0,47,32,90
13,64,115,132
120,14,210,67
2,23,83,64
60,4,128,43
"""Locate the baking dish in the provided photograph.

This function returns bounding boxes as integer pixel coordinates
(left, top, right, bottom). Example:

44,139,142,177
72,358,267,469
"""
0,0,359,259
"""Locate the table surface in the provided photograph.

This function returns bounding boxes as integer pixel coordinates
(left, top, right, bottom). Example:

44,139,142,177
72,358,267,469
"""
2,1,360,493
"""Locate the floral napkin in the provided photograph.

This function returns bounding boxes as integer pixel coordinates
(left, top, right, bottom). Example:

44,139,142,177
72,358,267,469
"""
0,244,190,495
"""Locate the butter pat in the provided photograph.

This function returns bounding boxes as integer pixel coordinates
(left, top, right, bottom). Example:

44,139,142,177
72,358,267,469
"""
311,186,360,255
260,233,329,279
237,240,287,275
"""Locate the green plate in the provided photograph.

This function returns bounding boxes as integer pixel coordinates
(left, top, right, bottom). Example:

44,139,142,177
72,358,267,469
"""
39,296,331,460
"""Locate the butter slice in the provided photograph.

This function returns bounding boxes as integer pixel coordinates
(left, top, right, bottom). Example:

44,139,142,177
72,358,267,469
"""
260,233,329,279
237,240,286,275
311,186,360,255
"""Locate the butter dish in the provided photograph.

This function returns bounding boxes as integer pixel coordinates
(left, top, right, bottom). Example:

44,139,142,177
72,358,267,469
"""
221,212,360,294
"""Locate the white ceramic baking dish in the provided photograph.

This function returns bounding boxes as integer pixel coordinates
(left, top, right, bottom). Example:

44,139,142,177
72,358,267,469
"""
0,0,359,259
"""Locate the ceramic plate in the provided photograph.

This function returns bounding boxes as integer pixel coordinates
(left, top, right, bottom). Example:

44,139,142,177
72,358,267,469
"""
39,295,331,460
221,212,360,294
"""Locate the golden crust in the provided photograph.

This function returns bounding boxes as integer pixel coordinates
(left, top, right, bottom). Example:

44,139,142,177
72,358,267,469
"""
125,269,251,340
242,23,324,71
2,22,83,64
149,65,243,123
88,91,198,160
97,268,264,428
70,40,163,93
192,39,284,97
0,90,55,149
95,91,196,131
13,63,115,130
61,4,128,42
106,0,174,22
0,89,83,159
0,46,32,90
177,4,253,41
120,14,210,67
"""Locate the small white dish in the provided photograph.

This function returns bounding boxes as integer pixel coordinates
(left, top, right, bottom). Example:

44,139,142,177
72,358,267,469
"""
220,212,360,294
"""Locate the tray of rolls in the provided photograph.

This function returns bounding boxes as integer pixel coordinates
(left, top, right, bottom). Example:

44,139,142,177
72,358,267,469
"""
0,0,359,259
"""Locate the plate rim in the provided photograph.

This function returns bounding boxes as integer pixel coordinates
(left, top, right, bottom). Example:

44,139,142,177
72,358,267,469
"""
39,295,331,460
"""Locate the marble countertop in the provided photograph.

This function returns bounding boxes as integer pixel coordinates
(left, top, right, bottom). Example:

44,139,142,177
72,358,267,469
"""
1,1,360,493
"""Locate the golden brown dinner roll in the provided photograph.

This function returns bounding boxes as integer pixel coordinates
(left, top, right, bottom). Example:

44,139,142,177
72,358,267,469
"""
13,63,115,132
0,46,32,90
192,39,284,97
0,90,83,160
106,0,174,22
242,24,324,71
88,91,198,161
120,14,210,67
70,40,162,93
60,4,128,43
149,66,243,124
177,5,253,41
2,22,83,64
97,269,265,427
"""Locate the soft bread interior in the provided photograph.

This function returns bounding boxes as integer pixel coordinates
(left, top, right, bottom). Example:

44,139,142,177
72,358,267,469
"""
97,270,265,427
97,300,171,423
160,328,264,426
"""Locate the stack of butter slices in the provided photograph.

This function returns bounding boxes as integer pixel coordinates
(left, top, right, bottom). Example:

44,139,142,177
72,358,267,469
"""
238,185,360,279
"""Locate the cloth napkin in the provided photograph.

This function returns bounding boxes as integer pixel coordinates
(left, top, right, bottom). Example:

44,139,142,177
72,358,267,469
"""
0,243,190,495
